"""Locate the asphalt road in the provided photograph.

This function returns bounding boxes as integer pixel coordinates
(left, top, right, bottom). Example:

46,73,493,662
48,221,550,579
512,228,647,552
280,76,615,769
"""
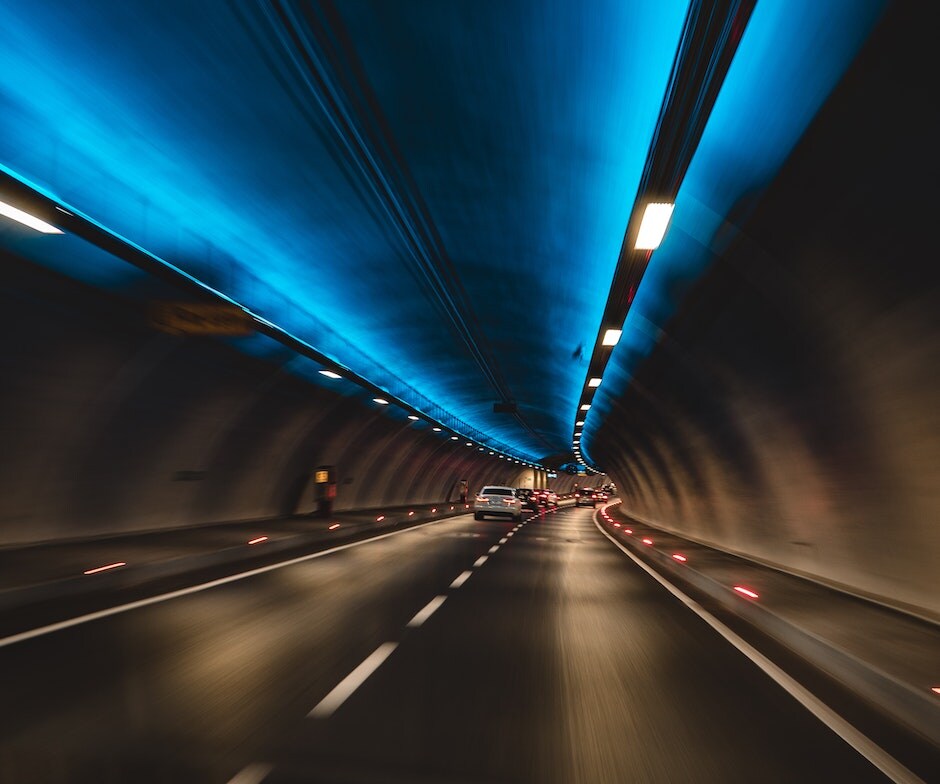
0,505,890,783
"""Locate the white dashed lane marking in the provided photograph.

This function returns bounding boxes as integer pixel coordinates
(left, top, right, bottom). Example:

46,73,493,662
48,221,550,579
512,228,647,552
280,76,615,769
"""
308,515,522,726
309,643,398,718
226,763,273,784
407,595,448,628
450,570,473,589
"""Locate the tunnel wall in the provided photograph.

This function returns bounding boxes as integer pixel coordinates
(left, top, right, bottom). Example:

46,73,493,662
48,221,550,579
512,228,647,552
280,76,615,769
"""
593,9,939,619
0,254,531,547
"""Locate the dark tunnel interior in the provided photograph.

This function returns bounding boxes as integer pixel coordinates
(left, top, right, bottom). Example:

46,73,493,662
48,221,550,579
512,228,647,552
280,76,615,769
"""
0,2,937,782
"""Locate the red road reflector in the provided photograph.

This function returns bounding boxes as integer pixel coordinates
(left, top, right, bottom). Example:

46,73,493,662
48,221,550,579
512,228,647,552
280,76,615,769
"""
642,538,653,545
613,523,621,528
247,536,268,545
431,508,437,513
328,523,341,530
672,554,687,562
376,515,385,522
733,586,759,599
931,686,940,695
624,528,633,534
408,511,415,516
83,562,126,575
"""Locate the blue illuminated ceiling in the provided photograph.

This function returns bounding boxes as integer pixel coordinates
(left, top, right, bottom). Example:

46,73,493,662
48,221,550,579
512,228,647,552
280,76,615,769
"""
0,1,886,467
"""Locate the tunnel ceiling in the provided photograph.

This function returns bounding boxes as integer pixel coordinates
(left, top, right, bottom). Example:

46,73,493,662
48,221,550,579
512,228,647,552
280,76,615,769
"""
0,0,887,467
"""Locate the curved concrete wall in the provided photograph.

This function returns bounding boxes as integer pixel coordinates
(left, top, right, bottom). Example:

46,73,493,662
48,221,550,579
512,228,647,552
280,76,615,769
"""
593,9,939,619
0,255,532,546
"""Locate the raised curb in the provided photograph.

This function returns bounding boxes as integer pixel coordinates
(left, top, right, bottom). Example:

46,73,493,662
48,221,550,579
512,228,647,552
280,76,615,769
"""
596,504,940,748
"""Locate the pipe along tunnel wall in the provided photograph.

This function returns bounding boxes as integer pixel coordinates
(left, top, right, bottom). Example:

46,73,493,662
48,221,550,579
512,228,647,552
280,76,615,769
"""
593,7,939,620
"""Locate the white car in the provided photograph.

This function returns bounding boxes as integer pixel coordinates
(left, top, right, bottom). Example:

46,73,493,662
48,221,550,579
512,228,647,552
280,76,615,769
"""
473,485,523,521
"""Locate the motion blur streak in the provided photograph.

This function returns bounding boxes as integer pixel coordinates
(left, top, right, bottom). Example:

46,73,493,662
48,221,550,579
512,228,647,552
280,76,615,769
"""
82,562,126,575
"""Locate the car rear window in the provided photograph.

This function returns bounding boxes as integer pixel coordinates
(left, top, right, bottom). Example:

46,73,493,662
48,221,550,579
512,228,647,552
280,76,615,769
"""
482,487,513,496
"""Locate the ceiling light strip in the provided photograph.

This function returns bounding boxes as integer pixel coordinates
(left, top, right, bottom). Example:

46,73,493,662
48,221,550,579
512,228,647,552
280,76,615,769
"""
0,169,543,467
572,0,756,472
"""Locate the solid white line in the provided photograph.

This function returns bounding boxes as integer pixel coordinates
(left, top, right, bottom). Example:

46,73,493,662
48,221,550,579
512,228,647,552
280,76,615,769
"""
450,570,473,589
308,642,398,719
488,545,499,554
0,515,459,650
593,517,924,784
407,595,447,628
473,556,488,568
226,763,273,784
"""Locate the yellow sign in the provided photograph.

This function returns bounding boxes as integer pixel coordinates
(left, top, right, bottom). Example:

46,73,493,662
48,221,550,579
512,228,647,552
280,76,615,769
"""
315,470,330,483
150,302,254,336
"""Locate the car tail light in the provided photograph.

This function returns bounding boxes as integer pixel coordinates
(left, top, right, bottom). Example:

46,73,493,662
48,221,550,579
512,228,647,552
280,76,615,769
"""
475,496,488,503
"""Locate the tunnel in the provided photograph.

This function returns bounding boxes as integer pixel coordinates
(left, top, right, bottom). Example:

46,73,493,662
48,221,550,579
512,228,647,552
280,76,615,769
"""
0,1,937,782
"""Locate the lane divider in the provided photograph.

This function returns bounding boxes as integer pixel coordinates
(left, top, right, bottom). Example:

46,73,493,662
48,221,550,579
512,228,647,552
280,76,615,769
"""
225,763,273,784
308,643,398,719
0,514,466,650
407,595,448,628
304,513,531,728
593,512,924,784
450,571,473,589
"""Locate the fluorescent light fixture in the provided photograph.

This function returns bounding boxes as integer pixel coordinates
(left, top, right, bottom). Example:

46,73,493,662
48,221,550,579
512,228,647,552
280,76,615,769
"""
576,420,584,426
319,370,341,379
602,329,622,346
635,202,674,250
450,436,459,440
373,398,389,405
0,200,63,234
407,415,419,420
588,378,602,388
432,427,442,432
580,404,591,411
466,442,473,447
